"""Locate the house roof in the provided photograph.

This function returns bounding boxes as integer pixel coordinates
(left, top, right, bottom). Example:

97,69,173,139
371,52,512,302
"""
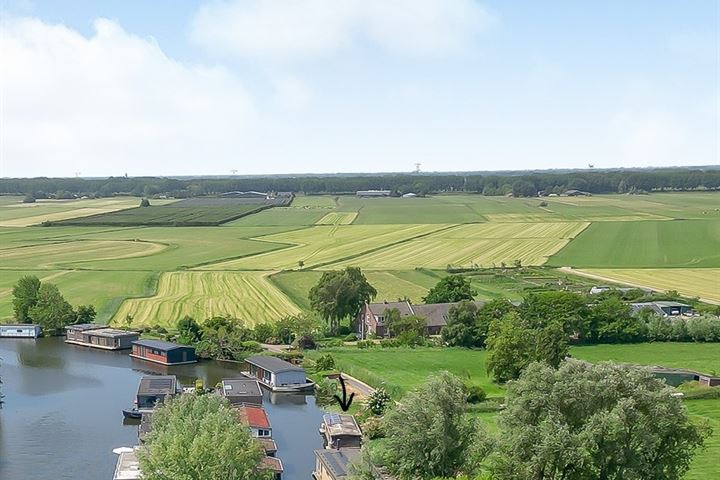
366,301,414,318
245,355,305,374
66,323,109,331
653,301,692,308
314,448,361,478
412,301,485,328
132,339,192,351
137,375,177,396
86,328,139,338
221,378,262,397
236,405,271,429
257,438,277,455
323,413,362,438
260,456,283,472
629,302,666,316
1,323,40,328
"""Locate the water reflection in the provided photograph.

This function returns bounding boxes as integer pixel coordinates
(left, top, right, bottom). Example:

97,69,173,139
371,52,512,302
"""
0,337,325,480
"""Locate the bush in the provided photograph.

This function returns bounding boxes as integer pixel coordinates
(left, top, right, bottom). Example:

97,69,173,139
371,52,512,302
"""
366,387,391,415
465,384,487,404
275,351,304,362
315,378,338,407
361,415,385,439
315,354,336,372
356,340,374,349
253,323,274,343
239,340,262,352
338,325,351,336
155,326,168,334
344,333,358,342
294,335,317,350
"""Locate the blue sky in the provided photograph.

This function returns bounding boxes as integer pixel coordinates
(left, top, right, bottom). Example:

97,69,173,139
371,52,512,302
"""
1,0,717,177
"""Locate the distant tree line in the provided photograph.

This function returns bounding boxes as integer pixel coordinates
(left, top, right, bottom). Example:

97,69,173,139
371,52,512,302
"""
1,167,719,199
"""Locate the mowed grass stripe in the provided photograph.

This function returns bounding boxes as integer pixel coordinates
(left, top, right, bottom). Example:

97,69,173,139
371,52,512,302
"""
316,212,357,225
111,271,301,327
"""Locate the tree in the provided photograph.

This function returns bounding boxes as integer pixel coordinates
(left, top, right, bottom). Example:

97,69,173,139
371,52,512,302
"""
442,300,483,347
139,197,150,207
385,310,426,344
511,180,537,197
27,283,75,333
589,297,646,343
309,267,377,334
138,394,271,480
12,275,41,322
493,360,710,480
383,372,487,479
22,193,36,203
176,315,201,344
423,275,475,304
74,304,96,324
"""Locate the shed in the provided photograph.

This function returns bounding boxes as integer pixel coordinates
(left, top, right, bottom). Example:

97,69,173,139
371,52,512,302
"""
244,356,309,391
221,378,263,406
0,324,42,338
313,448,361,480
130,339,196,365
319,413,362,450
136,375,178,409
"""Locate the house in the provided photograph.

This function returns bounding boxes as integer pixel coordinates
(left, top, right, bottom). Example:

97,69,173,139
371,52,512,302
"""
356,190,391,197
65,325,139,350
630,301,694,317
235,405,273,438
243,356,312,392
0,323,41,338
220,378,263,406
357,300,485,338
261,456,284,480
313,448,361,480
319,413,362,450
136,375,178,409
130,339,197,365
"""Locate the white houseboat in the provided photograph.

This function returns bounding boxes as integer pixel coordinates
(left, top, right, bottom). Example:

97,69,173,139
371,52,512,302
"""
0,324,42,338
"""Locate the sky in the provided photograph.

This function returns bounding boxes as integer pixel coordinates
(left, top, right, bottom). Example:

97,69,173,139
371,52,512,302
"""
0,0,718,177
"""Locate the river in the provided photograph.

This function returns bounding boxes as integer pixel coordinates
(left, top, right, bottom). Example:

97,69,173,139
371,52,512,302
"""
0,337,326,480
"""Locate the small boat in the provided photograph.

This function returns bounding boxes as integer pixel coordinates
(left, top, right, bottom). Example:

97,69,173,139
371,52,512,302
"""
122,408,142,419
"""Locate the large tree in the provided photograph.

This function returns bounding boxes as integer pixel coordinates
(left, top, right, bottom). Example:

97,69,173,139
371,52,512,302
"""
12,275,41,322
309,267,376,334
442,300,483,347
493,360,709,480
422,275,475,304
27,283,75,333
139,394,271,480
382,372,487,479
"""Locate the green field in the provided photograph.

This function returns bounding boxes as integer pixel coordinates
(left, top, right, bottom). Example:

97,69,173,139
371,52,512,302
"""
548,219,720,268
53,204,269,226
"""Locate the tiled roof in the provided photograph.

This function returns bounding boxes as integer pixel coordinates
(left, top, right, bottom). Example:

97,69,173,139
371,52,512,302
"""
236,405,271,429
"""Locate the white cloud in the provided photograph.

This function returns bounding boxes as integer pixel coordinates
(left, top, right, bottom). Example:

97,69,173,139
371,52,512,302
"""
0,17,256,177
271,75,311,110
191,0,496,59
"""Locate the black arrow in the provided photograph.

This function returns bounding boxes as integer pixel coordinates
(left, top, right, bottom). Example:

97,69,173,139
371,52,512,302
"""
333,375,355,412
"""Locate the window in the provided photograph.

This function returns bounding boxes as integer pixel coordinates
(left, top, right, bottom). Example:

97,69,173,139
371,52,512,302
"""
258,429,270,437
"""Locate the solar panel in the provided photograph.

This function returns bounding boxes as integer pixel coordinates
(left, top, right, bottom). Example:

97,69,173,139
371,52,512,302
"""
326,413,342,425
148,378,173,389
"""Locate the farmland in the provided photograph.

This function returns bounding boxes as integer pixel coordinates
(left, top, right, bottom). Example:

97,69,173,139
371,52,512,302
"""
111,271,301,327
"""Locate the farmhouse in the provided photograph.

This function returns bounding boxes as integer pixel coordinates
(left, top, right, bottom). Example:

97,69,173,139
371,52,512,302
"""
65,324,139,350
357,300,485,338
0,323,41,338
312,448,361,480
319,413,363,450
235,404,273,438
356,190,391,197
136,375,178,409
220,378,263,406
243,355,312,391
130,339,197,365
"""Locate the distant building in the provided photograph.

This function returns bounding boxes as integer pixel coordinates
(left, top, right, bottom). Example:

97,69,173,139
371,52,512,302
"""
356,190,391,197
564,189,592,196
401,192,418,198
313,448,361,480
589,286,652,295
130,339,197,365
649,366,720,388
0,324,41,338
357,300,486,338
630,301,694,317
65,324,139,350
136,375,178,410
319,413,362,450
219,190,268,198
243,356,312,392
220,378,263,406
235,405,272,438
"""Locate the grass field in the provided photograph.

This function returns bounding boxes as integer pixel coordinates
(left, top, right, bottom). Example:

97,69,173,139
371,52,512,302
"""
328,222,588,269
573,268,720,303
0,197,161,227
112,271,301,327
316,212,357,225
548,219,720,268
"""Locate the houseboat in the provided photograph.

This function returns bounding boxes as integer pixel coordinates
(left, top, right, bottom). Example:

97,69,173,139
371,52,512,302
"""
312,448,361,480
65,324,139,350
261,456,284,480
243,355,314,392
123,375,178,418
235,404,272,438
130,339,197,365
319,413,362,450
220,378,263,406
0,323,41,338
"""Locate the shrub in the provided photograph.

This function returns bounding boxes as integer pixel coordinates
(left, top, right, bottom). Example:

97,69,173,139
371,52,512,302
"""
361,415,385,439
356,340,374,349
294,335,316,350
276,351,304,362
338,325,351,336
239,341,262,352
465,384,487,404
344,333,358,342
366,387,391,415
315,378,338,407
315,354,336,372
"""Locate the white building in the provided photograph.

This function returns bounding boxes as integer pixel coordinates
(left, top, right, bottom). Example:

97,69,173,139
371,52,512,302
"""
0,324,42,338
